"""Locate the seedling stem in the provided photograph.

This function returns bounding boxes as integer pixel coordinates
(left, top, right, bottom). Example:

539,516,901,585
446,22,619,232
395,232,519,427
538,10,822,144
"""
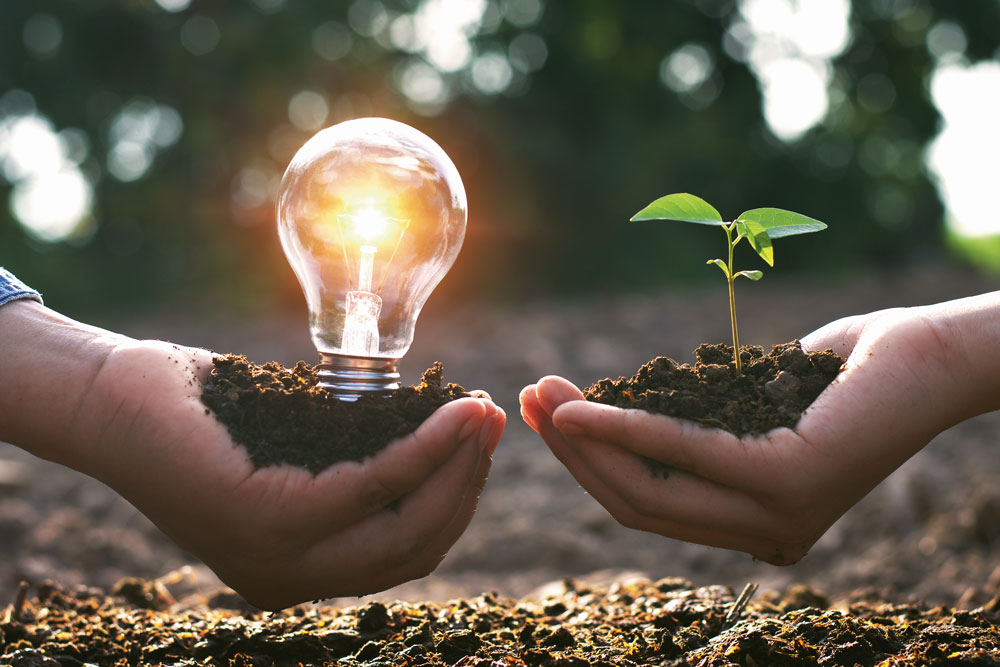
630,193,828,372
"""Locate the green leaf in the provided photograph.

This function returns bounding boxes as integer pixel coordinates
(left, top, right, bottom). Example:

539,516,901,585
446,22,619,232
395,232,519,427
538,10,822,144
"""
631,193,724,226
737,218,774,266
736,208,827,239
707,258,730,279
735,270,763,281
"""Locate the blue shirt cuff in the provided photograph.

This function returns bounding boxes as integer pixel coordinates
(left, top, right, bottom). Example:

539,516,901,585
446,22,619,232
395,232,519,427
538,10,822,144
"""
0,267,43,307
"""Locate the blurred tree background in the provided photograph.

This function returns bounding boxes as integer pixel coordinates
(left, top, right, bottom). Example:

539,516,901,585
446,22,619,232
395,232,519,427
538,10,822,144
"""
1,0,998,319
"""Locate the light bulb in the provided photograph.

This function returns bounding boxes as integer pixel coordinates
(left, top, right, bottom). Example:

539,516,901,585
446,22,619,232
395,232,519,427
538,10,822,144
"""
277,117,467,400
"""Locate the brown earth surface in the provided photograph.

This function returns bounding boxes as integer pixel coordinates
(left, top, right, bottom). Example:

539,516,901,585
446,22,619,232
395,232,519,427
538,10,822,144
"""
2,261,999,646
3,577,999,665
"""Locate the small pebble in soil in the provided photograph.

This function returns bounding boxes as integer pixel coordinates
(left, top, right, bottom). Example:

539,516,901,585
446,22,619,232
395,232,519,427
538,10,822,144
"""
201,355,468,474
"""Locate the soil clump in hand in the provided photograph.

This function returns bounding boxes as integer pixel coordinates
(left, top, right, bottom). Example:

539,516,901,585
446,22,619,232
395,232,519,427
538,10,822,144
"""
585,341,843,437
201,355,467,474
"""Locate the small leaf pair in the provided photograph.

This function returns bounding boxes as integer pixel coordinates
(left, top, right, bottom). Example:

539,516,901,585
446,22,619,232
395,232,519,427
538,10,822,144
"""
631,193,827,372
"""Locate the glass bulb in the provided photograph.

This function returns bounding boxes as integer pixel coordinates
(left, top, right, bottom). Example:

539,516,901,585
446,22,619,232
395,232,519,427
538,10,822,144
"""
277,117,467,400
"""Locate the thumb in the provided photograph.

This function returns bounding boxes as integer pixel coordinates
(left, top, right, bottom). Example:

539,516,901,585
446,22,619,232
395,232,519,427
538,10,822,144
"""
801,312,877,358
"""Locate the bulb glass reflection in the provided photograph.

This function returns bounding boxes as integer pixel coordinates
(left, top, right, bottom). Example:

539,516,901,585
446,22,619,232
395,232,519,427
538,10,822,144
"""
277,118,467,399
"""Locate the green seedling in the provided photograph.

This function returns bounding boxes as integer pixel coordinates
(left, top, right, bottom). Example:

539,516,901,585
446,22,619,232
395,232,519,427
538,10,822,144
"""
631,192,827,373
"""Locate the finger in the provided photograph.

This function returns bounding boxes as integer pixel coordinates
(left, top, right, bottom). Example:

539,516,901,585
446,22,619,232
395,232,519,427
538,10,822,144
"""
519,384,545,432
532,404,774,560
292,409,487,598
558,430,789,538
240,397,489,539
477,403,506,457
550,400,772,491
535,376,586,416
349,396,488,512
371,424,498,591
801,313,881,357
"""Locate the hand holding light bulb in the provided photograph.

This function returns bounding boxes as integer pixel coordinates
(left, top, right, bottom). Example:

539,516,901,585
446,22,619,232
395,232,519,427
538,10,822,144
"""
0,297,505,611
0,119,505,610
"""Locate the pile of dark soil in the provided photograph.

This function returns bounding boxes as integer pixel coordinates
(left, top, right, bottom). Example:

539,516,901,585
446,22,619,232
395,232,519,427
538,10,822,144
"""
584,341,844,436
3,578,998,666
201,355,467,474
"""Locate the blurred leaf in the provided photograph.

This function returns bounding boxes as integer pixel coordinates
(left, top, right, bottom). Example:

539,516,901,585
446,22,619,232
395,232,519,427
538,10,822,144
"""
631,193,724,225
737,208,827,239
735,269,763,281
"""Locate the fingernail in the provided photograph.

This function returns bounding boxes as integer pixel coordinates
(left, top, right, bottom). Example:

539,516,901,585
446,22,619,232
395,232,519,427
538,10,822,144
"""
557,420,584,436
480,414,504,455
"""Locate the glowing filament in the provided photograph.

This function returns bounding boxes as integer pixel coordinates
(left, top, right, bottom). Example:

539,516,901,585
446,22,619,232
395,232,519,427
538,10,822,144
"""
358,244,377,292
353,207,387,241
333,208,411,357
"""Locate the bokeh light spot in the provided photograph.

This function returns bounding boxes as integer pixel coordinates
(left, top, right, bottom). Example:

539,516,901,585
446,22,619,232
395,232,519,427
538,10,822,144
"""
471,52,514,95
927,60,1000,238
503,0,544,27
155,0,191,12
732,0,851,141
759,59,829,141
856,72,897,113
660,43,714,93
23,14,63,60
396,60,450,112
348,0,389,37
926,21,967,60
288,91,329,131
232,161,279,214
1,115,63,182
508,32,548,72
0,103,93,243
107,141,152,182
107,99,183,182
250,0,286,14
180,16,220,56
11,169,93,242
312,21,354,61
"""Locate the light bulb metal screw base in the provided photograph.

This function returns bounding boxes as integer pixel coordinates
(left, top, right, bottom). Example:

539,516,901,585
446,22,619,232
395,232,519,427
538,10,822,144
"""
318,352,401,402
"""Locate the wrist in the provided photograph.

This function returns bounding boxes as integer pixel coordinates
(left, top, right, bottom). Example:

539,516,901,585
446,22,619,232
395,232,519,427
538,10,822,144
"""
919,291,1000,421
0,300,126,469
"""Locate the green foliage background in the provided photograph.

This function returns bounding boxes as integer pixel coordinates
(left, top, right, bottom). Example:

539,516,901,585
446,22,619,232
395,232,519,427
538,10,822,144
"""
1,0,998,318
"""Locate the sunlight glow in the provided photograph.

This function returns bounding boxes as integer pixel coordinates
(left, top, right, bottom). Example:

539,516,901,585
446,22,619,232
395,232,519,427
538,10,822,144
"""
926,59,1000,238
730,0,851,141
382,0,546,109
11,169,92,242
107,99,183,182
0,94,93,242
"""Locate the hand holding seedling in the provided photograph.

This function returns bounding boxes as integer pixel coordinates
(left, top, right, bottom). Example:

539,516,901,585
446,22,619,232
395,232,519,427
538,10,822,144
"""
632,193,826,371
0,299,505,610
521,293,1000,565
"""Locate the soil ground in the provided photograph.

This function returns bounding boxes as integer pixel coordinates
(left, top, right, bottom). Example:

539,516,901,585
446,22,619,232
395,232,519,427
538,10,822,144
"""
4,577,999,665
1,261,999,645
